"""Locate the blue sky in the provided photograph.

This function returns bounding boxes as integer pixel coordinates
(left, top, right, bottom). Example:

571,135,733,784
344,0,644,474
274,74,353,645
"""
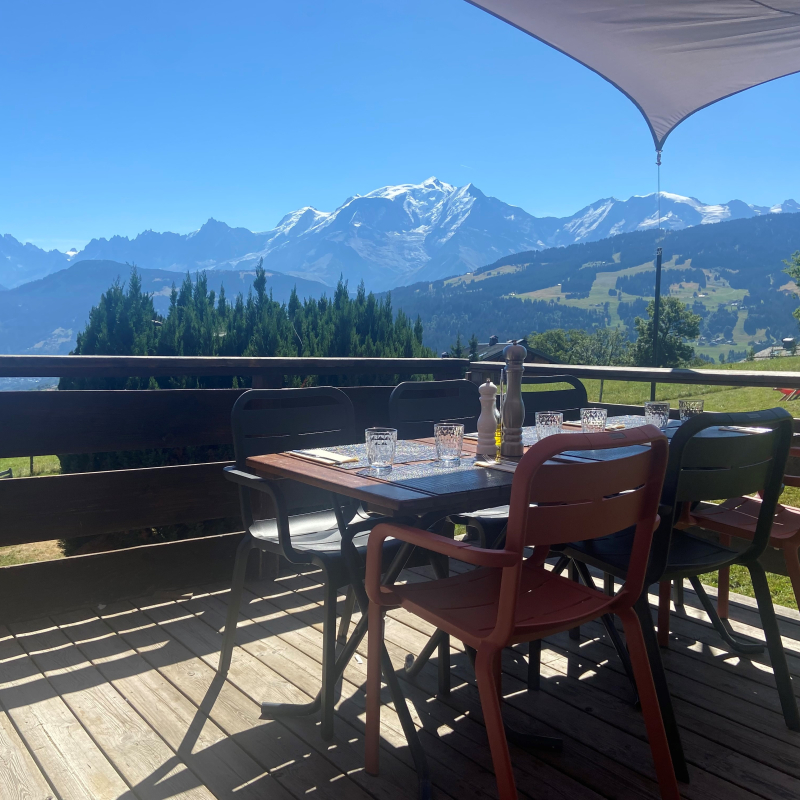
2,0,799,251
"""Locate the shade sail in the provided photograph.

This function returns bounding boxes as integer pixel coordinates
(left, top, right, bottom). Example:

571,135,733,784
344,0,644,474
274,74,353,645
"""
468,1,800,149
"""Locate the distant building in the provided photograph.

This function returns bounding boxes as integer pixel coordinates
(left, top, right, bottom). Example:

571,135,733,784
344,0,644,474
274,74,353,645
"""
474,336,557,364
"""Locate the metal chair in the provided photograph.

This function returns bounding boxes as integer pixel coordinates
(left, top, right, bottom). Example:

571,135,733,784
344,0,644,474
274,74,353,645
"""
388,379,480,439
365,426,678,800
558,408,799,755
520,373,588,422
218,387,406,740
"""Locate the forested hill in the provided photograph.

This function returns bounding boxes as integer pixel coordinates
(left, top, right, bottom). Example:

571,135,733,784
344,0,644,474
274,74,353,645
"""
390,211,800,351
477,211,800,295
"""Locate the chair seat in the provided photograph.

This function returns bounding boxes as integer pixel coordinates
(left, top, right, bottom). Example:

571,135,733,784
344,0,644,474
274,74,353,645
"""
450,506,509,547
690,498,800,543
250,508,422,586
561,525,739,580
391,561,613,648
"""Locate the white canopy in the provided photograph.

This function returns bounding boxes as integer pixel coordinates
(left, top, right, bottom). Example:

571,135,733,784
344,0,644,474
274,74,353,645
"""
467,1,800,149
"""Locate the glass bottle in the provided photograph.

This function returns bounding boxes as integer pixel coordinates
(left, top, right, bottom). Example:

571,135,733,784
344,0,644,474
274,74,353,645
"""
495,369,504,461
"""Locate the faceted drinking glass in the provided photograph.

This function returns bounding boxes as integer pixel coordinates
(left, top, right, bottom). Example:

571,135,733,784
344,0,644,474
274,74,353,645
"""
535,411,563,440
679,399,704,421
365,427,397,470
581,407,607,433
434,423,464,462
644,401,670,430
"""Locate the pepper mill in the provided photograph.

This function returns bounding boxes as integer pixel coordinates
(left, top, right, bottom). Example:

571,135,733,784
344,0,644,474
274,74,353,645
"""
476,379,498,458
500,340,527,457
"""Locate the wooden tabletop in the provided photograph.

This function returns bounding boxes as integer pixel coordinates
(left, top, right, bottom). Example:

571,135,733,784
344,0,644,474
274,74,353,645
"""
245,420,744,518
246,437,517,517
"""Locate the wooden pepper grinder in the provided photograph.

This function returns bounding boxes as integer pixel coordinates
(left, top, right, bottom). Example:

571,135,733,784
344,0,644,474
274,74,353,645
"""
500,340,527,458
476,379,498,459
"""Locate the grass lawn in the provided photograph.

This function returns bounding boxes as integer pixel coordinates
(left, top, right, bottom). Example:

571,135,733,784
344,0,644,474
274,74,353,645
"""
0,454,61,478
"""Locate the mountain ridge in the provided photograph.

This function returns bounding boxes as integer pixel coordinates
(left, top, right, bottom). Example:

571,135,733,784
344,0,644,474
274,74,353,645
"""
2,178,798,290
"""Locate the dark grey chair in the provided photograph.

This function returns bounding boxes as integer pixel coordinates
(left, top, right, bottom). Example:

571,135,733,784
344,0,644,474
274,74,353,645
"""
554,407,798,781
520,374,588,422
388,379,480,439
219,387,405,740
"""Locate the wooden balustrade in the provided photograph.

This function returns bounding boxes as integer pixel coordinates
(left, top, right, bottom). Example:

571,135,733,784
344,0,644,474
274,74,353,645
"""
1,354,797,623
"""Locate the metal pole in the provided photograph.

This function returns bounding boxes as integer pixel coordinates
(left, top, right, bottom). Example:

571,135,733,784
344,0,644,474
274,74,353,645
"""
650,150,663,402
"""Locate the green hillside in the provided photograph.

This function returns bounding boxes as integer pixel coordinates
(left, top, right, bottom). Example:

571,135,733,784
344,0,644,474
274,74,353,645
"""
392,211,800,354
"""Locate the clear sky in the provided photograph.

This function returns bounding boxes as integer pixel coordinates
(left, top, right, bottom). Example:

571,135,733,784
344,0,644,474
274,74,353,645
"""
2,0,799,252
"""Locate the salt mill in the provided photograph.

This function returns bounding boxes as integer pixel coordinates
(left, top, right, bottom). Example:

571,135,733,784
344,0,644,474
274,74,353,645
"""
500,340,526,457
476,379,498,458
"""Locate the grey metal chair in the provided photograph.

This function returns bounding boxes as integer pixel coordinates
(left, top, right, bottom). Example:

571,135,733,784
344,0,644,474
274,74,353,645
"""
388,378,481,439
520,373,588,422
219,387,405,740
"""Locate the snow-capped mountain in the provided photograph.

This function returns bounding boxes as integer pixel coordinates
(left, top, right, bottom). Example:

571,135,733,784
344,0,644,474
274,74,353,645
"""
2,179,798,290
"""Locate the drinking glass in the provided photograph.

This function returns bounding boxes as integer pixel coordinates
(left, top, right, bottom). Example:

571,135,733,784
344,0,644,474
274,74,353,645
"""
679,399,704,421
434,423,464,462
535,411,563,440
581,407,607,433
644,401,670,430
365,427,397,470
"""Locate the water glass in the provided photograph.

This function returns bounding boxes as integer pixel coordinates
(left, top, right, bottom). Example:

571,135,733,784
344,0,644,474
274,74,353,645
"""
434,423,464,462
365,427,397,470
644,401,670,430
679,399,704,421
535,411,563,440
581,407,607,433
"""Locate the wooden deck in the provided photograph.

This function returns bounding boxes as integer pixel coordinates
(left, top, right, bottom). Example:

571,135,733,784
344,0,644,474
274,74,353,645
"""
2,561,800,800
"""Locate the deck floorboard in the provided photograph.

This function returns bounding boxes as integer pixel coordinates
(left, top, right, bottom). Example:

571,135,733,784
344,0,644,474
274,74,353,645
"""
1,564,799,800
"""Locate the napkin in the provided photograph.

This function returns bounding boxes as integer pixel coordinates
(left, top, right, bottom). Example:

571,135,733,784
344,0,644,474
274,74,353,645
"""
474,460,517,473
561,421,626,431
292,448,359,465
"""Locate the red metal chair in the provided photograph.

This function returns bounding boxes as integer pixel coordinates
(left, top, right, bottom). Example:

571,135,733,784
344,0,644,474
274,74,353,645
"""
364,427,678,800
677,445,800,621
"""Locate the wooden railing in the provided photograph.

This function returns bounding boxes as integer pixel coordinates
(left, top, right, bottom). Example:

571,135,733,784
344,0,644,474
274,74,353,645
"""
0,356,467,622
1,354,798,624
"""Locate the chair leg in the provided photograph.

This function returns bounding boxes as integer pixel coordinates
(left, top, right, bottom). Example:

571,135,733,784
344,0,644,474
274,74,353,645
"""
687,576,764,654
431,553,451,698
717,533,732,619
337,585,357,645
673,578,685,612
617,607,681,800
527,639,541,691
475,647,517,800
748,562,800,731
657,581,671,648
568,561,581,640
633,594,689,783
218,535,253,676
365,601,383,776
319,579,339,741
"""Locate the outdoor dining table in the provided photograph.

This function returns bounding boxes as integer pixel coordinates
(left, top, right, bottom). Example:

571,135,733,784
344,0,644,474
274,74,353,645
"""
243,416,754,797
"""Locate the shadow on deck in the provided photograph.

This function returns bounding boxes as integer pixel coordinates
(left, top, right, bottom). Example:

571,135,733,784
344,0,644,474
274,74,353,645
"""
2,561,800,800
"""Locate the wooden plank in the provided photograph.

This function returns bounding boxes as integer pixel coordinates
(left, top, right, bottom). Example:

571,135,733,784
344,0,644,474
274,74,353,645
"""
0,355,467,379
0,626,130,799
0,533,246,625
0,462,239,545
0,704,54,800
11,617,215,800
105,599,382,800
52,609,281,800
0,389,242,457
1,385,394,458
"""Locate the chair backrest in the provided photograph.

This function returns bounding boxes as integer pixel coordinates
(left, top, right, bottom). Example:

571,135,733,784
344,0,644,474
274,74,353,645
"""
231,387,356,469
658,407,793,566
520,375,588,422
504,426,668,606
388,380,480,440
